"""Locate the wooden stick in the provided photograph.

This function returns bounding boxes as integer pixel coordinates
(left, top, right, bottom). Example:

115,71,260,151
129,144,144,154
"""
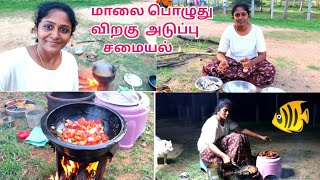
177,35,219,45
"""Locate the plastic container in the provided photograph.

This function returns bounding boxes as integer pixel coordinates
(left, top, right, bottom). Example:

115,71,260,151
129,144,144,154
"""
207,163,223,180
256,156,282,179
25,106,46,128
95,92,150,149
2,116,14,127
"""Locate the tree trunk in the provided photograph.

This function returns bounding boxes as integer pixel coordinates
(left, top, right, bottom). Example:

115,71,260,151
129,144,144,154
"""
251,0,255,17
283,0,289,19
307,0,312,20
271,0,275,18
260,0,263,11
299,1,303,11
184,0,187,6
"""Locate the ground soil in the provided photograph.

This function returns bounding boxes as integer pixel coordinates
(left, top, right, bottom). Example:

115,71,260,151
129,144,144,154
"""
157,16,320,92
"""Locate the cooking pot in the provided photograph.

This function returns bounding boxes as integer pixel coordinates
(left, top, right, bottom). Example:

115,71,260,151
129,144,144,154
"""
92,60,116,86
41,102,127,162
45,92,95,112
231,165,260,180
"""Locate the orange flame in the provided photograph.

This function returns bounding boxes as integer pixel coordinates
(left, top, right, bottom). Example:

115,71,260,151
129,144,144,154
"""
86,161,99,177
61,156,79,178
87,77,99,87
50,156,100,179
49,172,58,180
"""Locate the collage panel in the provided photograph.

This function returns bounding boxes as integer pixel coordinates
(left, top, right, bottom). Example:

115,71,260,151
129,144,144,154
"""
156,1,320,92
1,0,320,180
156,93,320,179
0,91,154,179
0,0,156,92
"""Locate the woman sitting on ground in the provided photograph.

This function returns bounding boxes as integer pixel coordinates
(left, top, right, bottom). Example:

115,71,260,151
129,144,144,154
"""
197,99,271,167
202,2,276,88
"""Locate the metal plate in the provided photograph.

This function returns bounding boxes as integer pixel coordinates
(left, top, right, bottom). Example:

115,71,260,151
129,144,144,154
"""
95,91,140,106
5,97,35,118
124,73,143,87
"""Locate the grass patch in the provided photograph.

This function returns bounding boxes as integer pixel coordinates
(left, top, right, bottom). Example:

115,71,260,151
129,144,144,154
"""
307,65,320,72
213,6,320,32
157,67,176,85
264,31,320,43
273,57,294,68
156,148,207,180
157,36,218,90
0,0,132,12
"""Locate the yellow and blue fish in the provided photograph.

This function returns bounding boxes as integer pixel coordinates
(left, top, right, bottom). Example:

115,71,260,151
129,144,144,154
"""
272,101,309,133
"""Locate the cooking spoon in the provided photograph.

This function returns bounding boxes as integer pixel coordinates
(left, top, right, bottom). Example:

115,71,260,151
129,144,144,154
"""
232,161,241,169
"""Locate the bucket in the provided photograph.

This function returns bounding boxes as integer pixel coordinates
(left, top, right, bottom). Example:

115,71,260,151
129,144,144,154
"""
95,92,150,149
256,156,282,179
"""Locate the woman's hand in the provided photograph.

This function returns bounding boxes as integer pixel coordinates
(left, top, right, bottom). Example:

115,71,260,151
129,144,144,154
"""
217,60,229,72
260,136,271,142
222,154,231,165
240,58,251,73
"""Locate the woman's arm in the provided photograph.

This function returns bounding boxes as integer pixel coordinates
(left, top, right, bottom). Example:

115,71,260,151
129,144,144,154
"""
216,51,227,62
208,142,231,164
241,51,267,68
216,51,229,72
234,126,271,142
250,51,267,66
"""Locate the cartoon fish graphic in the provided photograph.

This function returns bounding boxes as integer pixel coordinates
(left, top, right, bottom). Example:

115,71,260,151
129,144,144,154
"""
272,101,309,133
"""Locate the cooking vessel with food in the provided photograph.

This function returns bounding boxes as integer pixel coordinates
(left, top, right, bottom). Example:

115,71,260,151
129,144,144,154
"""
231,165,260,180
41,102,127,162
148,75,156,90
92,60,116,85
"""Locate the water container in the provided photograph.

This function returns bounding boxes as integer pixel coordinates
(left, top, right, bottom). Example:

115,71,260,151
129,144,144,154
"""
256,156,282,179
95,92,150,149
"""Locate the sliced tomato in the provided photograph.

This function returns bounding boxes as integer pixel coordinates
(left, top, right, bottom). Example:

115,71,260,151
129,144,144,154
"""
95,119,102,125
60,117,109,145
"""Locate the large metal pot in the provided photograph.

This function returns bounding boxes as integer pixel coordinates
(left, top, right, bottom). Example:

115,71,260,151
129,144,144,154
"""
45,92,95,112
41,102,127,162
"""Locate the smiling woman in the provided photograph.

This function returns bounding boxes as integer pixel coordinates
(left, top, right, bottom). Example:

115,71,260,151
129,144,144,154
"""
0,2,79,91
202,2,276,88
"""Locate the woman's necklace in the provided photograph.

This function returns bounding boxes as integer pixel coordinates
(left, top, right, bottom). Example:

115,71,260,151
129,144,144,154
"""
36,45,47,69
36,45,62,70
